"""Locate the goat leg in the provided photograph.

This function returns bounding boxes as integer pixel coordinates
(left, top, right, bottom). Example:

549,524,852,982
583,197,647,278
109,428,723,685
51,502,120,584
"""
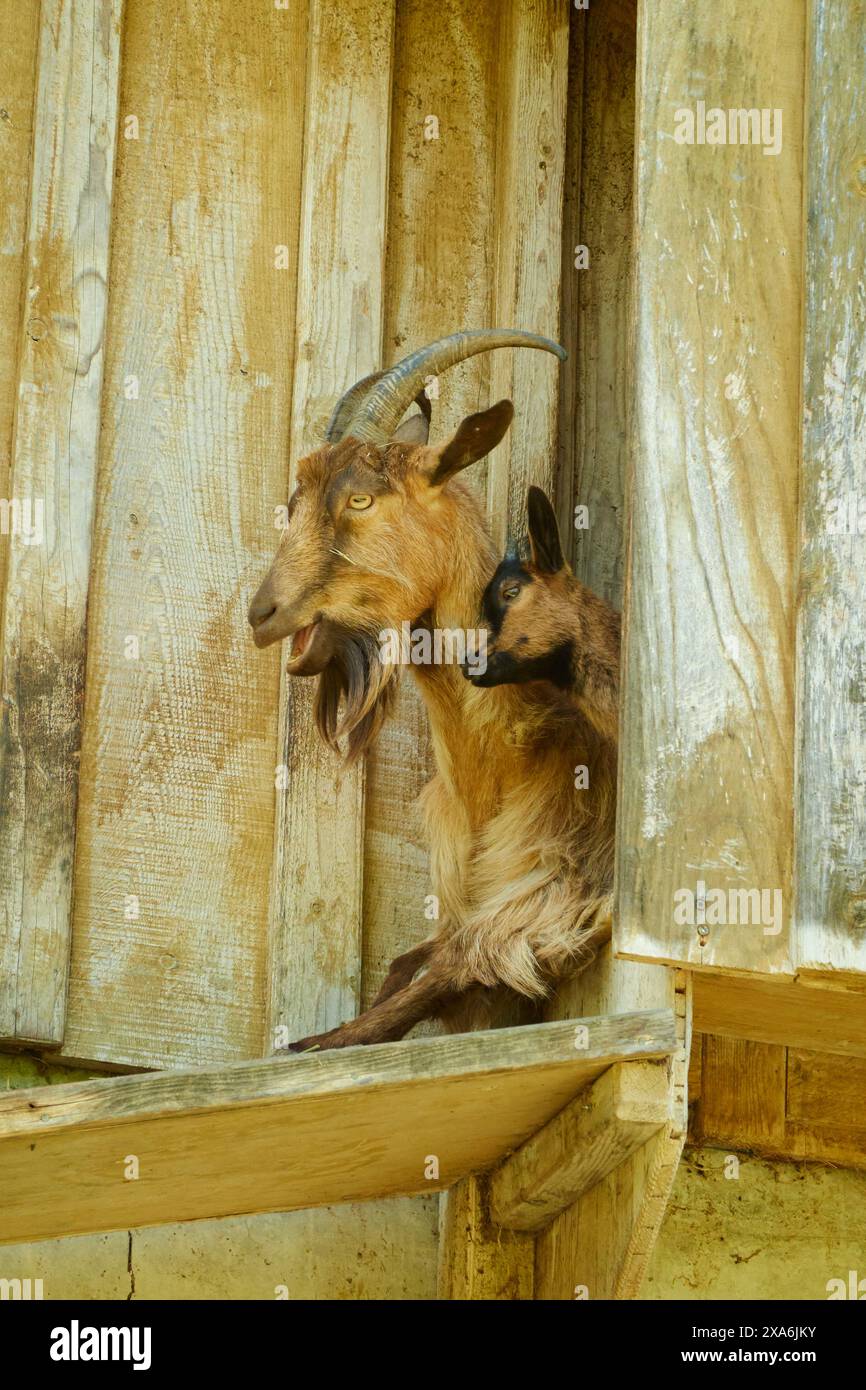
285,955,465,1052
368,939,436,1007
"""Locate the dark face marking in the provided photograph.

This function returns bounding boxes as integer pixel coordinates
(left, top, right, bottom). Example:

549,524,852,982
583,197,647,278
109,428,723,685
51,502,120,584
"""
481,558,532,636
469,640,575,689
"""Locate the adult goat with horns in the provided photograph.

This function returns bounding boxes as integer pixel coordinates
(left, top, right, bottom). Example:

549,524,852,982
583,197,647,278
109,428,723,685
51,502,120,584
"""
249,330,619,1050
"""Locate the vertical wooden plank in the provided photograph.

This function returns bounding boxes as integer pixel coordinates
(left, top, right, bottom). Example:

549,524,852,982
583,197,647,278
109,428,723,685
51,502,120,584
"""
267,0,396,1046
0,0,124,1045
361,0,499,1012
0,0,41,585
616,0,805,975
62,0,306,1068
486,0,569,546
437,1177,534,1301
794,0,866,977
561,0,636,604
690,1036,787,1150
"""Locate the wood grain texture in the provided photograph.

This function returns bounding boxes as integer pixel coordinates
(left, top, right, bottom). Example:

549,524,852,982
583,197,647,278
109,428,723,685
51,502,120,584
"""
0,0,41,587
267,0,396,1047
0,0,124,1045
437,1175,533,1300
562,0,635,604
0,1011,676,1244
794,0,866,976
534,972,691,1298
690,1036,866,1172
486,0,569,548
488,1059,668,1232
362,0,498,1014
616,0,805,975
62,0,305,1067
693,969,866,1059
690,1035,787,1150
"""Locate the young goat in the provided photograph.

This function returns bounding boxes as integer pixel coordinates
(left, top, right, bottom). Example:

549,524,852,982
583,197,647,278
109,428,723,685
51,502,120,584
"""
249,331,619,1050
469,486,620,743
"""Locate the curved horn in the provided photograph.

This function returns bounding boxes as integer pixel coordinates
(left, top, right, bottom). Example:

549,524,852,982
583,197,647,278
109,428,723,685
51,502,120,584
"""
342,329,567,443
326,374,433,443
325,371,384,442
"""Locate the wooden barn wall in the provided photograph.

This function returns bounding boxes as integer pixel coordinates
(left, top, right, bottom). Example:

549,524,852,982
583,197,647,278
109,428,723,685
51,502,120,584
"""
0,0,577,1070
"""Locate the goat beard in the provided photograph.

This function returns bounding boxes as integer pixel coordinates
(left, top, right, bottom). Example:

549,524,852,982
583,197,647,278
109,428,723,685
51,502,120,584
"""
313,631,398,765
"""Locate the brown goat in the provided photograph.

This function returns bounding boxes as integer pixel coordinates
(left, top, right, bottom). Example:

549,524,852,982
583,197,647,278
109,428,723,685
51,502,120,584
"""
249,331,619,1051
469,486,621,743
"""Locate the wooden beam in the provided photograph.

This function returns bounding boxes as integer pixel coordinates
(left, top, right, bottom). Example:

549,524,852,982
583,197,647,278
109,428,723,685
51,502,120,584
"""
0,1010,674,1245
693,970,866,1059
437,1175,533,1301
0,0,124,1046
267,0,396,1046
616,0,805,975
535,973,691,1298
488,1060,668,1233
794,0,866,977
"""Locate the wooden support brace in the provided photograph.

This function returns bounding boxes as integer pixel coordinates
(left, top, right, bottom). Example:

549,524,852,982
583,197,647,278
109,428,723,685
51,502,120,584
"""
488,1060,669,1233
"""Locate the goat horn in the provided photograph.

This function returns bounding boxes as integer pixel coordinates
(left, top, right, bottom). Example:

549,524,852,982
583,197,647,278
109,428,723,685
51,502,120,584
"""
504,536,520,563
340,330,567,444
325,371,385,442
326,373,433,443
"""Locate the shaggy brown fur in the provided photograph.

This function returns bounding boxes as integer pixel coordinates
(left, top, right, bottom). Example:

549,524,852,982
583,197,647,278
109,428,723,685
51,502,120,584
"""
249,405,618,1050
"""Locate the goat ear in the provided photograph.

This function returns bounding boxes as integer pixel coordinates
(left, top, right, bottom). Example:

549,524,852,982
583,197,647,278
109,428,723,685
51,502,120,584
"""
427,400,514,486
527,485,566,574
391,411,430,446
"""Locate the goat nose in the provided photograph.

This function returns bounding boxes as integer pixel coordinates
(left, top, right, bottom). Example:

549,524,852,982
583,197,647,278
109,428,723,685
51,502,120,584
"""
248,597,277,629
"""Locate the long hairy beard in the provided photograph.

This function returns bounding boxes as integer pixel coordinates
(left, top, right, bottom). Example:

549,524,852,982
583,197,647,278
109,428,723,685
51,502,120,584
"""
314,631,398,764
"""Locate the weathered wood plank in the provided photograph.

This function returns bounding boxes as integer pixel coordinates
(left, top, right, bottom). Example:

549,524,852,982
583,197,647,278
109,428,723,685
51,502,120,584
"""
362,0,499,1016
437,1175,533,1301
61,0,306,1069
0,0,41,591
0,0,124,1046
267,0,397,1048
693,970,866,1059
486,0,569,546
489,1059,668,1232
0,1011,675,1245
794,0,866,976
616,0,805,974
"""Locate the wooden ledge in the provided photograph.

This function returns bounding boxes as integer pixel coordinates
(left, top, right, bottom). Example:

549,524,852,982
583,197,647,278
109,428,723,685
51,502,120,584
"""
0,1010,675,1244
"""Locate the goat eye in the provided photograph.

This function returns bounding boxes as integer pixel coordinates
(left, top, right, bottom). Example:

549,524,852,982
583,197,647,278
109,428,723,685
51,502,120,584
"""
347,494,373,511
502,584,521,601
